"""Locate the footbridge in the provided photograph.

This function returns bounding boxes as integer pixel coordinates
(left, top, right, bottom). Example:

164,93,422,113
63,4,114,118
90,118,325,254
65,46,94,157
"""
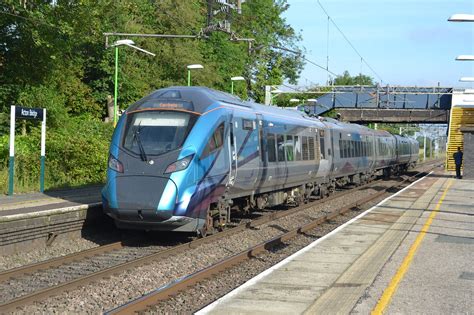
267,85,454,124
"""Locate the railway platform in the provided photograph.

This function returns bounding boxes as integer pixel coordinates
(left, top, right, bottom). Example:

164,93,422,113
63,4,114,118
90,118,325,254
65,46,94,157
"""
0,186,103,254
198,171,474,314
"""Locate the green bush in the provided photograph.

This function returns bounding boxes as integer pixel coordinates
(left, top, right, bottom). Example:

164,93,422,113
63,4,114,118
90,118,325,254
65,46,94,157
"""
0,116,113,194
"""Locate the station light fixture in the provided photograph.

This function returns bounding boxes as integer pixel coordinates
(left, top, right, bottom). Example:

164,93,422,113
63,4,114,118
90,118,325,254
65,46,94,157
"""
459,77,474,82
187,64,204,86
448,14,474,22
230,76,245,94
456,55,474,61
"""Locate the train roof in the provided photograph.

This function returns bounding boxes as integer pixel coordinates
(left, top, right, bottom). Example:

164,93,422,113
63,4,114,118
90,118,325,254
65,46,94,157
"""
127,86,325,126
126,87,417,141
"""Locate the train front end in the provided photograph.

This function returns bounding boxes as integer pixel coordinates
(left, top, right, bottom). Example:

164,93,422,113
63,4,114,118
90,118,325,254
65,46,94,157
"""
101,93,207,232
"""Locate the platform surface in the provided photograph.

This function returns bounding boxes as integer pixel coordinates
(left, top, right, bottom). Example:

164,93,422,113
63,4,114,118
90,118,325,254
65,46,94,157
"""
198,172,474,314
0,186,102,218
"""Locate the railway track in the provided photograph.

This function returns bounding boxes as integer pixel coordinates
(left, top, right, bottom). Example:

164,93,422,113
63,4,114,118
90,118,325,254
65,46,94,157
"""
0,161,441,313
106,161,442,314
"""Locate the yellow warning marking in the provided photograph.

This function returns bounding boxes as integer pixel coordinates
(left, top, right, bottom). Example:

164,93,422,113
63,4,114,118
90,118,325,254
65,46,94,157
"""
371,179,453,315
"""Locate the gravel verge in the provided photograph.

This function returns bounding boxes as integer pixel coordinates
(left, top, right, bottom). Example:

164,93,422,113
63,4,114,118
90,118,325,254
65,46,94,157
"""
12,177,406,314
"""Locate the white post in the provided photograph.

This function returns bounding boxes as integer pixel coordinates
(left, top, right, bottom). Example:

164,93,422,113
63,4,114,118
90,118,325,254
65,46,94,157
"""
41,109,46,157
40,109,46,192
9,106,16,195
9,106,15,158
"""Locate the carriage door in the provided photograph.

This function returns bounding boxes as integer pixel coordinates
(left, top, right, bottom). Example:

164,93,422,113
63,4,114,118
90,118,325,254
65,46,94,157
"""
317,129,330,177
227,114,238,187
256,114,266,186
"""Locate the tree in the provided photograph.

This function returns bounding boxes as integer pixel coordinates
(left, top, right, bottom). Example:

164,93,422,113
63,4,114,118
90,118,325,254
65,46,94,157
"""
0,0,306,191
332,70,374,86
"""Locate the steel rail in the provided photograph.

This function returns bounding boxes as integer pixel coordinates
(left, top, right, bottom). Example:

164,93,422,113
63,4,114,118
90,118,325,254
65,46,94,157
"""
0,241,124,283
106,163,441,314
0,161,440,313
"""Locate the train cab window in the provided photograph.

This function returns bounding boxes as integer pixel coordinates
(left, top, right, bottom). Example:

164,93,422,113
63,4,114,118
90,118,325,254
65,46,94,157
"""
123,111,197,157
267,134,277,162
294,136,302,161
202,123,225,158
286,135,294,161
302,136,309,160
277,134,285,162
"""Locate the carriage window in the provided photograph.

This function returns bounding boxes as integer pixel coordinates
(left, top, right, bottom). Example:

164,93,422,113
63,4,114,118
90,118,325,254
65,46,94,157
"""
267,134,277,162
294,136,302,161
339,140,343,158
308,137,315,160
302,136,309,160
277,134,285,162
242,119,254,130
320,136,325,159
286,135,294,161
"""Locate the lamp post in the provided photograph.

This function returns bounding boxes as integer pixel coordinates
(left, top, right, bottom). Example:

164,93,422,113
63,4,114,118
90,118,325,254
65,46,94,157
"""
450,14,474,85
230,76,245,94
110,39,155,127
270,89,283,106
187,64,204,86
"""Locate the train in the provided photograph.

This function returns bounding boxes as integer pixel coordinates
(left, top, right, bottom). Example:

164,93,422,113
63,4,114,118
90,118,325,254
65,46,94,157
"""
101,86,419,236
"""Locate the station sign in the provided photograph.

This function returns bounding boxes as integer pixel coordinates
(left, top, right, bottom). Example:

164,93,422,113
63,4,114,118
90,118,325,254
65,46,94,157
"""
9,105,47,195
15,106,44,121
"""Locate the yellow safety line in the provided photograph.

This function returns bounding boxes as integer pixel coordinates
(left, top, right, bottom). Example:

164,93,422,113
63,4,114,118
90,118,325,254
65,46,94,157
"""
371,179,453,315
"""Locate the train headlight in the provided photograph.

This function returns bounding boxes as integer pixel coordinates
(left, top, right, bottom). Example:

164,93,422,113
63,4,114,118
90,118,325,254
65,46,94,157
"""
164,154,194,174
108,154,124,173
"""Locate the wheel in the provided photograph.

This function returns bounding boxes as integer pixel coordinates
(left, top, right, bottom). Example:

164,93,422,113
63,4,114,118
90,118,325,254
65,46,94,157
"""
197,207,215,238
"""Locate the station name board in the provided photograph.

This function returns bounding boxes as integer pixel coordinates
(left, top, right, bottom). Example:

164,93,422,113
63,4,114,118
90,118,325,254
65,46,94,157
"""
15,106,44,120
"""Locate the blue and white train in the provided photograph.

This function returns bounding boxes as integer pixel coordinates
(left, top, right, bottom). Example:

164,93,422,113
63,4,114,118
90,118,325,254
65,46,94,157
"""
101,87,418,235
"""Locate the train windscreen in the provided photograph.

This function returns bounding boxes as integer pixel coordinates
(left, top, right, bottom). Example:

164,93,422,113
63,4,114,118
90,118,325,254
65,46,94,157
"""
123,111,197,156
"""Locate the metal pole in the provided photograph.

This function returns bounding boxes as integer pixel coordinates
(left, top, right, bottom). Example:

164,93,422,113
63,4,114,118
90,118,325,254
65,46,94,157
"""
423,134,426,161
9,106,15,196
187,69,191,86
40,109,46,193
113,46,119,127
231,81,234,94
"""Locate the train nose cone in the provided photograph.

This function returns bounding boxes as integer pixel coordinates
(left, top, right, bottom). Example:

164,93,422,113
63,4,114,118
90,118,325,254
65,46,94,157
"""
115,175,177,211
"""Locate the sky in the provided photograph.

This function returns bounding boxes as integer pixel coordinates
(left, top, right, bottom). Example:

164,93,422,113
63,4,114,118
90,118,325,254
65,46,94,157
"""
283,0,474,88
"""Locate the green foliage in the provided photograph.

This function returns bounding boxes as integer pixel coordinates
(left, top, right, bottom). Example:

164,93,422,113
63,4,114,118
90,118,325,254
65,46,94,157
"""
0,0,304,192
0,117,113,193
332,70,374,86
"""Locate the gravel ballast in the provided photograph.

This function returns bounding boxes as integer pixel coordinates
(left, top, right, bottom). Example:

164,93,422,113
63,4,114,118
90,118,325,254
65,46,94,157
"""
11,176,408,314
